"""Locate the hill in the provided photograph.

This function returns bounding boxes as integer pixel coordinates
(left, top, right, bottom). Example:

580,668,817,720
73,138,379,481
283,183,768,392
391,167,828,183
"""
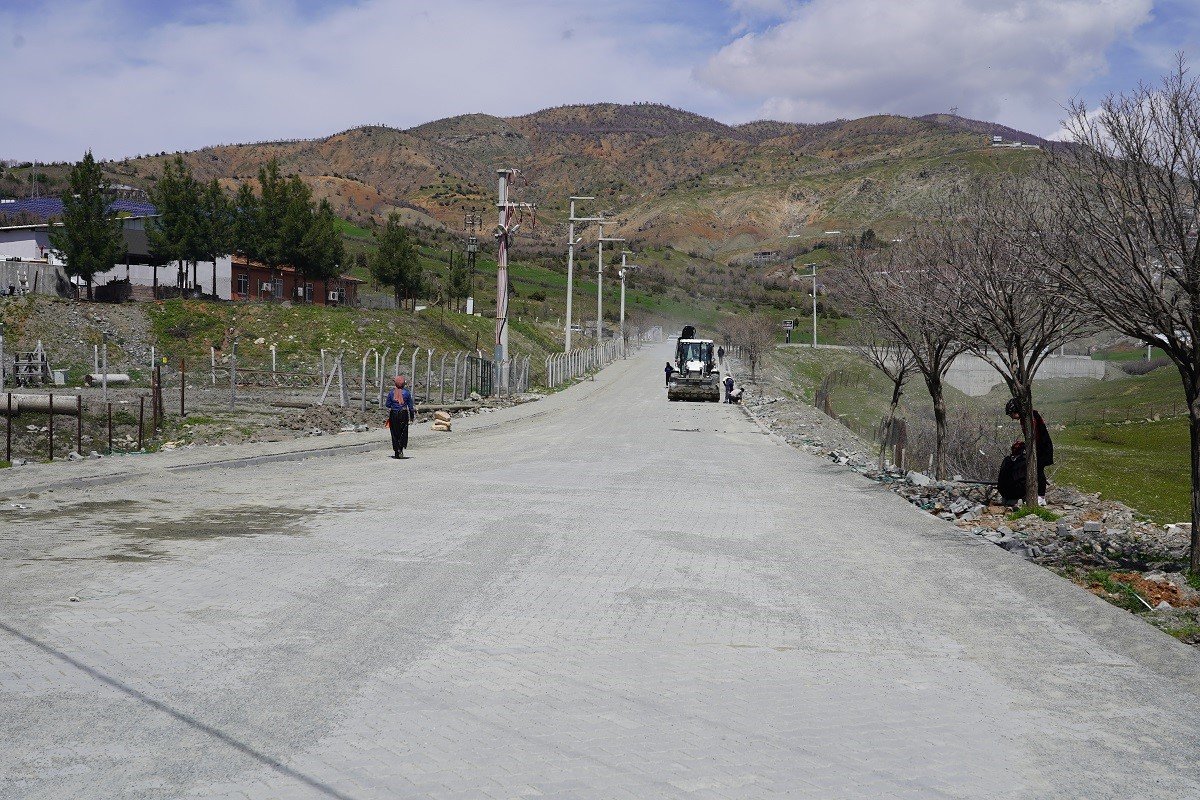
64,103,1047,258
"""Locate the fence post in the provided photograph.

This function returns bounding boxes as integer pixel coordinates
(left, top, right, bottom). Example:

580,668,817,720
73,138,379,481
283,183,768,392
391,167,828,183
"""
138,395,145,451
439,353,448,403
76,394,82,454
107,402,113,455
410,349,419,392
47,393,53,461
5,392,10,463
210,346,216,386
180,356,186,417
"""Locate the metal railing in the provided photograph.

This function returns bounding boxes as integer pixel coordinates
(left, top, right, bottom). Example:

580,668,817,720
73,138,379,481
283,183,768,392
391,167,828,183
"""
543,340,622,389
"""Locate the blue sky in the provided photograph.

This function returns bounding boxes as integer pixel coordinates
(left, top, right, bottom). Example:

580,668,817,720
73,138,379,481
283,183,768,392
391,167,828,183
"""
2,0,1196,161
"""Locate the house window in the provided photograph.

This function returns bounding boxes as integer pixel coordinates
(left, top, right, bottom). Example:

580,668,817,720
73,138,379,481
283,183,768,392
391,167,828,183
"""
304,282,313,302
273,278,284,299
237,273,248,296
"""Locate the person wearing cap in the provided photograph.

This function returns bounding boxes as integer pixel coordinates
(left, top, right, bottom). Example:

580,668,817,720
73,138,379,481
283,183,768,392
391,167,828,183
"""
385,375,415,459
1005,397,1053,505
724,374,735,403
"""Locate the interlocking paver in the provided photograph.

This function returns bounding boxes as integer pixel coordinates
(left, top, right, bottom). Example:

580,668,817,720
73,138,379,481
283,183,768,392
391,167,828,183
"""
1,345,1198,798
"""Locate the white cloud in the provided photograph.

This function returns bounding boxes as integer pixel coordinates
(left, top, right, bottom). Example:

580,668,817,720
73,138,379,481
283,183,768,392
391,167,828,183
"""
0,0,718,161
698,0,1153,135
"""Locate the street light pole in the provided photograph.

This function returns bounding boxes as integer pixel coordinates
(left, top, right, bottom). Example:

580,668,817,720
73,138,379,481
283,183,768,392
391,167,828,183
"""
618,250,638,358
596,219,625,344
566,197,601,353
796,262,818,348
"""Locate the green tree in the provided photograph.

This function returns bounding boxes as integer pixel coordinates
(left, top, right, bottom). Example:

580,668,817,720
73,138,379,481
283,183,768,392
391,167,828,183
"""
147,156,202,290
232,182,259,264
297,199,344,301
371,213,419,309
447,247,471,312
197,178,233,298
49,151,122,300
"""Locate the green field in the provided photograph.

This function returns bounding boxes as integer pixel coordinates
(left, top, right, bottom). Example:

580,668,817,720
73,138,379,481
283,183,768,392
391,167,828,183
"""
1054,418,1190,523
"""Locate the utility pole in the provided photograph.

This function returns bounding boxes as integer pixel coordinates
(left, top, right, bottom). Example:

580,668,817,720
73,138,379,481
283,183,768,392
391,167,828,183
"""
596,218,625,344
618,250,637,356
566,196,602,352
796,262,819,347
493,169,535,365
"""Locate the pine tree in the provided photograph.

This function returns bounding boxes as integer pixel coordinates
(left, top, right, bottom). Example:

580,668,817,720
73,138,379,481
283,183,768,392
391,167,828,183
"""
298,199,344,301
198,179,232,298
371,213,418,309
49,151,122,300
147,156,202,290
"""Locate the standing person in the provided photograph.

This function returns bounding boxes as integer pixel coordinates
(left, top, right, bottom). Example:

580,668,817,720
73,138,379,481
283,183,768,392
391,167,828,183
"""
723,374,735,403
1005,398,1053,505
385,375,415,459
717,346,725,363
664,361,675,387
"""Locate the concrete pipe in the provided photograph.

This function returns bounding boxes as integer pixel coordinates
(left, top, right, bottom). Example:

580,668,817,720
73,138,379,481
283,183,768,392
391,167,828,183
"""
84,373,131,386
2,394,81,415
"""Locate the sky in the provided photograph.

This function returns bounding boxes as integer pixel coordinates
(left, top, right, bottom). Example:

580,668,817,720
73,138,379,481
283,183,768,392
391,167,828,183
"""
2,0,1198,162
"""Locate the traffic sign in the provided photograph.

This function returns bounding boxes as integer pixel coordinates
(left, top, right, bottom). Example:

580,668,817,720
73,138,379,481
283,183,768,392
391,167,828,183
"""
782,319,794,330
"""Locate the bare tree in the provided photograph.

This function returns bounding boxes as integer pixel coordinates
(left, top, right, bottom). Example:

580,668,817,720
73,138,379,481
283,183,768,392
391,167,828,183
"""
852,331,917,470
837,244,963,479
722,313,777,380
934,177,1091,505
1047,58,1200,569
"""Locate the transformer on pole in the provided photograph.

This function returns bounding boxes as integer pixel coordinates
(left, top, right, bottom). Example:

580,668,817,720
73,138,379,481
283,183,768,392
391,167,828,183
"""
493,169,535,364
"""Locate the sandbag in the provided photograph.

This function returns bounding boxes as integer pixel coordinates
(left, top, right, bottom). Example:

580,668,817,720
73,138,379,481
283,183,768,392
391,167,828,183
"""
433,410,452,423
432,421,452,432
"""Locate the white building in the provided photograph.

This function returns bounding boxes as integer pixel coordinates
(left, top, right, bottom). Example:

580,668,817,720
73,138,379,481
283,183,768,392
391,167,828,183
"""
0,216,231,299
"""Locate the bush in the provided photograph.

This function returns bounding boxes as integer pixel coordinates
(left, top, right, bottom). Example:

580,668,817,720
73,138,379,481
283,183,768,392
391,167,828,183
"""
1121,356,1171,376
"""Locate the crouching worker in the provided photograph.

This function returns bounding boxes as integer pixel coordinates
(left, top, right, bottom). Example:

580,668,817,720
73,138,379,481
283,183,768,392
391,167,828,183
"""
997,441,1027,508
385,375,415,459
729,385,744,404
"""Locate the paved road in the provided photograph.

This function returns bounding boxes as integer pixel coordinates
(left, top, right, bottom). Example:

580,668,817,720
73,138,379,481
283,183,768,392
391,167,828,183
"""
2,346,1198,799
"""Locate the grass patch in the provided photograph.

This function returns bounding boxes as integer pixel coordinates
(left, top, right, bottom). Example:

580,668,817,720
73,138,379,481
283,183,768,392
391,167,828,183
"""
1085,569,1149,614
1054,418,1189,525
1165,622,1200,641
1008,507,1060,522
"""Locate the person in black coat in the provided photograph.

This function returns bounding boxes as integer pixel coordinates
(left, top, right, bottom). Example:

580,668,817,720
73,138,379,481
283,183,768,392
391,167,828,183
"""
664,362,675,387
997,441,1027,507
1006,398,1053,504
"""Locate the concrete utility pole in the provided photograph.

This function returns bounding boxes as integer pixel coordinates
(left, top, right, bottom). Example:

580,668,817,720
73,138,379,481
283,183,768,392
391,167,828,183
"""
618,250,637,355
796,262,819,347
596,219,625,344
566,197,603,353
493,169,535,364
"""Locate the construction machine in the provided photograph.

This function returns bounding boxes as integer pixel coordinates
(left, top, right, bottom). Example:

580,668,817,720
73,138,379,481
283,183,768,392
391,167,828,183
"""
667,325,721,402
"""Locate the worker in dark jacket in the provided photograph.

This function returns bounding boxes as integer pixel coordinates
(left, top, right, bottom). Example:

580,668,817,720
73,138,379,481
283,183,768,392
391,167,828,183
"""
997,441,1027,507
385,375,415,459
664,362,675,387
1006,398,1053,505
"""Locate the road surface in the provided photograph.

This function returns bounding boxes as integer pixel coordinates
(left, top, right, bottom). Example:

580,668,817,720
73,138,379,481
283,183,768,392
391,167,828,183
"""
2,345,1198,799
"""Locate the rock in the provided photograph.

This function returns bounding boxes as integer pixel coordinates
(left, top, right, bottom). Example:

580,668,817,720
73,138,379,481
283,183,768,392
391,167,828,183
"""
89,450,102,459
354,424,369,432
69,596,79,602
67,451,84,461
1083,521,1103,534
1155,600,1173,611
997,526,1013,536
906,471,933,487
469,391,482,401
1144,571,1168,584
339,425,356,433
11,458,27,467
254,337,266,345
